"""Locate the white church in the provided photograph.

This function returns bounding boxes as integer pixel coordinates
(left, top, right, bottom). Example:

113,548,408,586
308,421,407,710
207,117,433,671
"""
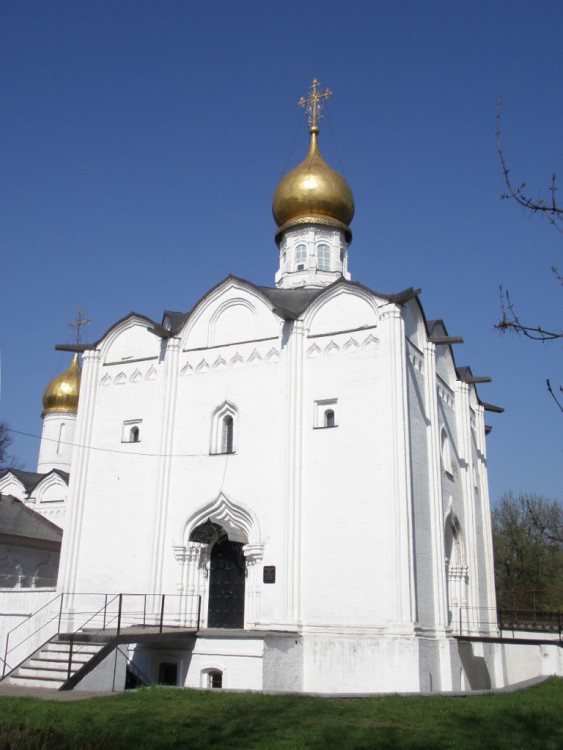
1,83,559,694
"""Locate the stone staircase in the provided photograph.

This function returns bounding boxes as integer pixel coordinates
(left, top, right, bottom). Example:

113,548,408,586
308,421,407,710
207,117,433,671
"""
3,636,105,689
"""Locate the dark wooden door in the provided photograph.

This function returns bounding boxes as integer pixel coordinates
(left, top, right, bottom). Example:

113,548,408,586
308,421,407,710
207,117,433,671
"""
207,536,245,628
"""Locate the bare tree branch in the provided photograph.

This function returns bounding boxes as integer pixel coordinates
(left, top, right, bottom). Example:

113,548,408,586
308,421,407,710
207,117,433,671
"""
496,99,562,413
495,287,562,341
0,421,22,473
496,96,563,233
525,497,563,544
546,379,563,413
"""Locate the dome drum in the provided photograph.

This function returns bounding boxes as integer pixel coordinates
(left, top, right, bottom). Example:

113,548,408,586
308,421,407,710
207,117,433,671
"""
274,214,352,246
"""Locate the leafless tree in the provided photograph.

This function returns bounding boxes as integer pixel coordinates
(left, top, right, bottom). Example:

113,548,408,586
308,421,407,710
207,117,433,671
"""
0,421,14,473
495,97,562,412
497,96,563,233
493,492,563,610
525,496,563,545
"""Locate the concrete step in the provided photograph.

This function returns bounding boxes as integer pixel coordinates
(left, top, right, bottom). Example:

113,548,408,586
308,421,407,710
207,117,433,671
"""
45,641,105,651
41,646,102,659
27,655,93,668
4,639,106,690
5,674,65,689
16,665,71,678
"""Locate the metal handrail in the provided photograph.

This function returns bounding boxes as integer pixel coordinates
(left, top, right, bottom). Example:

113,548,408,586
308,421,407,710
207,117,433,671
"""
2,592,201,680
497,607,562,637
61,595,122,671
64,594,120,636
117,644,152,688
59,593,200,687
449,603,563,639
2,593,63,677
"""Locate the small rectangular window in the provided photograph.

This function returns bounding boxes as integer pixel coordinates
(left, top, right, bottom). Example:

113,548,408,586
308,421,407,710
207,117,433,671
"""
314,399,338,429
122,419,142,443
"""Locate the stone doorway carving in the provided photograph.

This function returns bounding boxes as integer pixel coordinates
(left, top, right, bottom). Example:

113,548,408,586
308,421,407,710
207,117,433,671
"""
175,495,265,629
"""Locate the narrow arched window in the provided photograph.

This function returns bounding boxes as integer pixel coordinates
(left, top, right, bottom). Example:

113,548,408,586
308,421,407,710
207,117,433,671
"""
130,425,140,443
57,423,66,455
324,409,335,428
441,428,453,477
211,403,238,455
295,244,307,270
317,244,330,271
222,416,234,454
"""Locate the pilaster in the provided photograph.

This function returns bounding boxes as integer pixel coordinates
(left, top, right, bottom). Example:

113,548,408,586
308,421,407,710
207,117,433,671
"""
281,319,305,626
475,404,497,631
243,543,265,626
381,307,416,629
173,542,207,626
423,341,449,635
57,349,100,596
148,337,180,594
454,382,479,631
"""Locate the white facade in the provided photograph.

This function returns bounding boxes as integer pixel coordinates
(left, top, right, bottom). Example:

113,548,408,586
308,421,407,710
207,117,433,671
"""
47,262,501,692
4,114,547,693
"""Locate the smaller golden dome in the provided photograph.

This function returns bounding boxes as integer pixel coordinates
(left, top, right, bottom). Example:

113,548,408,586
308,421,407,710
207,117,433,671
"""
42,353,82,417
272,126,355,243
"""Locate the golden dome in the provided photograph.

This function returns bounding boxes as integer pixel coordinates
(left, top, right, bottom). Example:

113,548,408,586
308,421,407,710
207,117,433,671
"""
272,126,355,243
42,353,82,417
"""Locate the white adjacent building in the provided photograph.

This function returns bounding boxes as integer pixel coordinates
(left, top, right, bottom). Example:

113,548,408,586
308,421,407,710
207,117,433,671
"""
3,93,558,693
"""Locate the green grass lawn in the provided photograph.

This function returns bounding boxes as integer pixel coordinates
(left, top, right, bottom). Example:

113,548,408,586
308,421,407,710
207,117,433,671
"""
0,678,562,750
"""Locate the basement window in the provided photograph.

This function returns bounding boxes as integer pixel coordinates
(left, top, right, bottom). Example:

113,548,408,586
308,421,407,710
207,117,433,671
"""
158,662,178,686
208,670,223,689
202,668,223,689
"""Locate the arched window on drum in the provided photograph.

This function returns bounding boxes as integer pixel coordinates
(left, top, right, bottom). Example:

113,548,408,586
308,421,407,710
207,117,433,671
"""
317,244,331,271
295,244,307,271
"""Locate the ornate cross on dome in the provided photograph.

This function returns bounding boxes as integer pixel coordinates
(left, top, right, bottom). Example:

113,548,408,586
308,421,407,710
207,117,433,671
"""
298,78,332,130
68,307,91,344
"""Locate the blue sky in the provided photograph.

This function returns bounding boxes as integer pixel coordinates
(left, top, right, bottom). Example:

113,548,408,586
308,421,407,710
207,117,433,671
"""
1,0,561,502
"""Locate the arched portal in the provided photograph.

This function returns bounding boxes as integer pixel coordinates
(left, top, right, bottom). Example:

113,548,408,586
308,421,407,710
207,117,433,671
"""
188,519,246,629
176,495,264,629
207,534,245,628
